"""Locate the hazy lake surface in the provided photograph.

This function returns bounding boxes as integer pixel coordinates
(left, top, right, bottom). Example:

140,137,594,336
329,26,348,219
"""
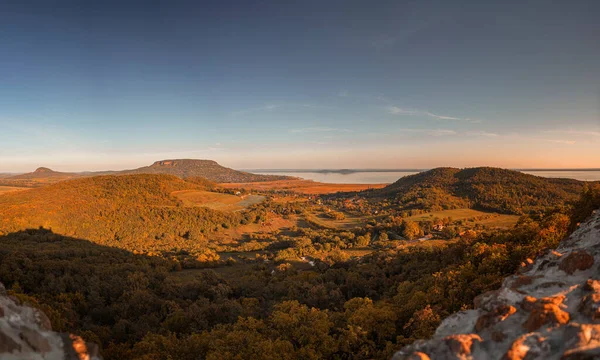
522,171,600,182
253,170,600,184
254,171,417,184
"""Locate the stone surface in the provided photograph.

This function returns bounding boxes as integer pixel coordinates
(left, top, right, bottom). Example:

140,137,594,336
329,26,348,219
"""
396,209,600,360
559,251,595,275
0,283,102,360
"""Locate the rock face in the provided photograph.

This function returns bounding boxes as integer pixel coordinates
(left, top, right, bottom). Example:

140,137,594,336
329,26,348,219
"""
395,209,600,360
0,282,102,360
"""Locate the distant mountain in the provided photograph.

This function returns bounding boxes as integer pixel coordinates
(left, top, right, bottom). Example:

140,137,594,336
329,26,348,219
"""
116,159,292,183
2,160,292,186
7,167,78,181
370,167,587,214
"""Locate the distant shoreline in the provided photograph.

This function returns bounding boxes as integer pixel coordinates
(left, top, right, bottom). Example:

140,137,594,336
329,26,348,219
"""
246,168,600,174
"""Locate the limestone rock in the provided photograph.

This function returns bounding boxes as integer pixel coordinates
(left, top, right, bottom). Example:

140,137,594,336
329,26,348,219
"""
395,209,600,360
0,283,102,360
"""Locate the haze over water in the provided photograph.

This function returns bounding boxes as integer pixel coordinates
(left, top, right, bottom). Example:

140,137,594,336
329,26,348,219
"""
254,170,600,184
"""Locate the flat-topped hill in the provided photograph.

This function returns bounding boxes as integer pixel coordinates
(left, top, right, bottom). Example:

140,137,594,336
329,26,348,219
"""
109,159,292,183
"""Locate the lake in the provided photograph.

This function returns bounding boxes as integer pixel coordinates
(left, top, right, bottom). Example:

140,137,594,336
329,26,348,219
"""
252,170,600,184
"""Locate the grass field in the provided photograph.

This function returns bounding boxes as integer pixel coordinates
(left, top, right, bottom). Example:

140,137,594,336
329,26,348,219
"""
0,186,30,195
220,179,387,194
173,190,265,211
406,208,520,228
305,211,365,230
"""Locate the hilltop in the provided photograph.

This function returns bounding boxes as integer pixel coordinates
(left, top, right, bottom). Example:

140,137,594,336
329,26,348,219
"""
1,159,293,187
369,167,586,214
116,159,292,183
7,167,78,180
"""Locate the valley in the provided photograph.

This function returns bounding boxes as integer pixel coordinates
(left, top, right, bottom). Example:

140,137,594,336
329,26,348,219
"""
1,162,599,360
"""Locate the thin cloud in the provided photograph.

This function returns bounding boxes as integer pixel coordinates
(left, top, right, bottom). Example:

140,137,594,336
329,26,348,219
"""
231,103,323,116
398,128,457,137
290,127,353,133
426,112,461,120
387,107,419,116
387,106,479,123
508,134,577,145
466,131,500,137
231,104,282,116
545,129,600,137
543,139,577,145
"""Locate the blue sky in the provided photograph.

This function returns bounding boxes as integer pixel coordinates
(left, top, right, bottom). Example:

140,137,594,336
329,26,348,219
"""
0,0,599,171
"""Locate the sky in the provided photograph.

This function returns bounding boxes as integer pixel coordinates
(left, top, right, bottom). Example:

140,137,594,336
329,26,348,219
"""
0,0,599,172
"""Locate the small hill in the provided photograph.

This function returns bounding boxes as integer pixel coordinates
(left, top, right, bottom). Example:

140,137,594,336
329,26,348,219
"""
117,159,291,183
371,167,586,214
0,174,247,254
7,167,77,180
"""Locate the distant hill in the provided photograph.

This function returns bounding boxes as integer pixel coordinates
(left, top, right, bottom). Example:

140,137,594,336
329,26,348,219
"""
0,174,248,254
2,160,292,187
370,167,587,214
108,159,292,183
7,167,77,181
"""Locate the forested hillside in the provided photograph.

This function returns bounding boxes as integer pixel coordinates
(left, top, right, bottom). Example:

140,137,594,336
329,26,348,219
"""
0,174,253,255
371,167,585,214
1,171,598,359
0,200,585,359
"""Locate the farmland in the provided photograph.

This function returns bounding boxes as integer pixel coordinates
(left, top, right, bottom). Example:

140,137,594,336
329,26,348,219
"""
220,179,387,194
173,190,266,211
405,208,520,229
0,186,30,195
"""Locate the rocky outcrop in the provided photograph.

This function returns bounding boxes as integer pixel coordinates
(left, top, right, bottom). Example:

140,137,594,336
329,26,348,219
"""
395,209,600,360
0,282,101,360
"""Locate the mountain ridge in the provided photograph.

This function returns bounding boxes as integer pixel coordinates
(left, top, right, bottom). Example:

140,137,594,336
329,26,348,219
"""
4,159,293,184
114,158,292,182
368,167,587,214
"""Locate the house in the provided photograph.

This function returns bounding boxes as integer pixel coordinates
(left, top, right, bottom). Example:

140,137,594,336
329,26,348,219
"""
433,224,445,231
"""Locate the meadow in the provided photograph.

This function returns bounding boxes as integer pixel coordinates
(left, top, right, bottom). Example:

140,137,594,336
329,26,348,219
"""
173,189,266,211
220,179,387,194
405,208,520,229
0,185,30,194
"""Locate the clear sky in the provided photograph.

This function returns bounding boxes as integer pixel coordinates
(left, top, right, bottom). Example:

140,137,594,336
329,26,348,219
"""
1,0,599,172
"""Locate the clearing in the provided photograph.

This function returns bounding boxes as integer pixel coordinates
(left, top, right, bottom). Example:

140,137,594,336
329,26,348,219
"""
406,208,520,228
0,186,30,195
220,179,387,194
305,211,366,230
173,190,266,211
